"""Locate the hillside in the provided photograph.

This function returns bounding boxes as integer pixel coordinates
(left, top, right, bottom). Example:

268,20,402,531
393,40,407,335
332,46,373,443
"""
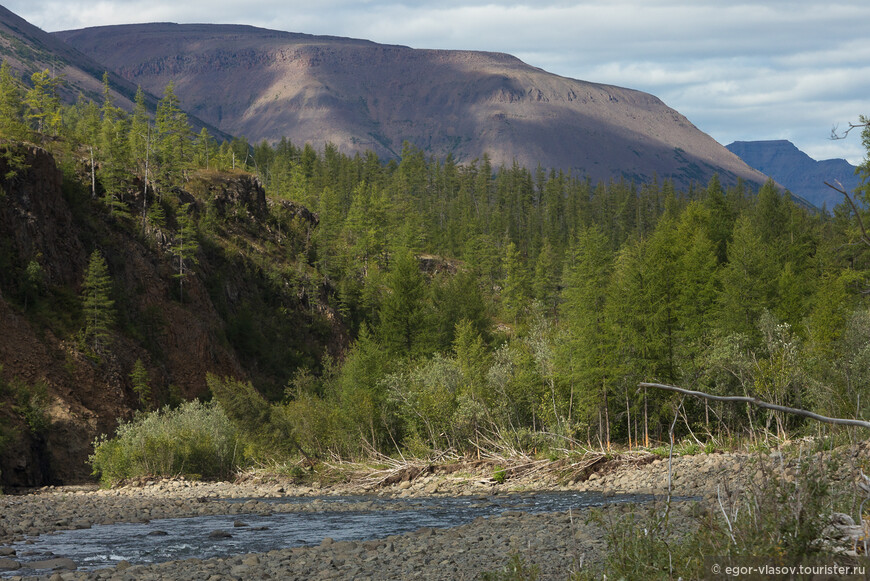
726,140,860,210
0,144,342,487
55,23,770,190
0,7,228,139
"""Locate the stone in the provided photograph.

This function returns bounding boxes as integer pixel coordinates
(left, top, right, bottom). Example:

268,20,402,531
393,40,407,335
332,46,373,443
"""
28,557,77,570
208,530,232,539
0,557,20,571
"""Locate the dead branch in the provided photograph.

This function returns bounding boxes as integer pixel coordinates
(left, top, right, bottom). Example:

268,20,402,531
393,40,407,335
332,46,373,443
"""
831,121,868,141
825,179,870,248
639,382,870,429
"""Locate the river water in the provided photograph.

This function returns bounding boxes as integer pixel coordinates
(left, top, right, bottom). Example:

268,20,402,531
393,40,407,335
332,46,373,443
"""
5,491,655,574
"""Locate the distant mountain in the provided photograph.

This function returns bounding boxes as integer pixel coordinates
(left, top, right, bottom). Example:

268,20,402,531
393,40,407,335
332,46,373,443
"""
0,7,228,140
55,23,770,190
726,140,860,211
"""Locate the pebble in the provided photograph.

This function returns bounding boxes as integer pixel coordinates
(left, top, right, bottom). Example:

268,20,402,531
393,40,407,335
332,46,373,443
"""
0,451,822,580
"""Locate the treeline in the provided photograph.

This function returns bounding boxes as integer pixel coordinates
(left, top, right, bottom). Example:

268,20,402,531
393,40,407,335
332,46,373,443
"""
234,137,870,458
3,64,870,463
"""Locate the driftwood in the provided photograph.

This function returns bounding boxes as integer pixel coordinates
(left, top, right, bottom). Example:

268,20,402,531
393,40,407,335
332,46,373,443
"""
639,382,870,429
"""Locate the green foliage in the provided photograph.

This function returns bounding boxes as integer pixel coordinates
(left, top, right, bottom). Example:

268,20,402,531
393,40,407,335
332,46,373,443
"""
89,400,242,485
377,248,432,358
171,203,200,301
21,258,45,311
0,372,50,435
80,250,115,350
207,374,306,461
2,68,869,463
24,69,62,136
130,358,151,408
0,60,30,145
583,454,842,580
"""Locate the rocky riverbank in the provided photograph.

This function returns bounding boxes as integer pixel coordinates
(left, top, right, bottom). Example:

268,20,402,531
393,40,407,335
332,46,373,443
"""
0,446,862,580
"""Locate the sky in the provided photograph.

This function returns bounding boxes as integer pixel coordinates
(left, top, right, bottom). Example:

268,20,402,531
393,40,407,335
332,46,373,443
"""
5,0,870,165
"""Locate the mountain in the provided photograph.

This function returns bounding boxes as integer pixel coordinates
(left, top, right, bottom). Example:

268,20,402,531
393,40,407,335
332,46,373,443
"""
0,6,228,139
726,140,860,211
55,23,770,190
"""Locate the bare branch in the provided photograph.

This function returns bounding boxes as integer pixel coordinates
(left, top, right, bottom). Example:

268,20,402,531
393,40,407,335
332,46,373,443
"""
639,382,870,429
824,180,870,248
831,121,868,141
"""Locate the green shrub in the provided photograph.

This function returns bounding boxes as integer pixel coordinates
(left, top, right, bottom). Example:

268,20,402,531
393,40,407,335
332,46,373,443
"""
207,373,307,461
0,371,50,434
493,466,507,484
581,452,844,579
89,400,243,485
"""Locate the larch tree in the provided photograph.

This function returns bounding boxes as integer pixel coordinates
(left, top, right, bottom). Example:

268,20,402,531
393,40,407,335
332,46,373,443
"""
24,70,62,136
172,203,199,302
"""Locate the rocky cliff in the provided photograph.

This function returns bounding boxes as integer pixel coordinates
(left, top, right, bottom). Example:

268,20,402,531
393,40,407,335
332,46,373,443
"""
0,146,336,487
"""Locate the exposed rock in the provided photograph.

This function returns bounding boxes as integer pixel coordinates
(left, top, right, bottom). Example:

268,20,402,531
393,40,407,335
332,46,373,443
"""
0,144,337,488
28,557,77,570
727,140,859,211
57,23,769,191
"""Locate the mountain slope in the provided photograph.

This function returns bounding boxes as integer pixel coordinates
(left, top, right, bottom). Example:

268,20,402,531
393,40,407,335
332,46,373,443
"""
726,140,860,210
0,7,229,139
0,144,341,487
56,23,769,190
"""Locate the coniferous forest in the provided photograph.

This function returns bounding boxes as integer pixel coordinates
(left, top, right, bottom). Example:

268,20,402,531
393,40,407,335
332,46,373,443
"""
1,64,870,480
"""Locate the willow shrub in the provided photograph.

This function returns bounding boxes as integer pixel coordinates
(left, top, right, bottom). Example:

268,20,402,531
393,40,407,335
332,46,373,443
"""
89,400,243,485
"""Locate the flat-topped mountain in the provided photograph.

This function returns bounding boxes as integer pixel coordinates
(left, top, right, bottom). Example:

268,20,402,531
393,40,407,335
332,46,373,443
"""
727,140,860,210
56,23,769,189
0,7,228,139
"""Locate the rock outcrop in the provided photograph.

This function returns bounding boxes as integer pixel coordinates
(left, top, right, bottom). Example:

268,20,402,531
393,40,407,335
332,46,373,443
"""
55,23,771,191
0,147,332,487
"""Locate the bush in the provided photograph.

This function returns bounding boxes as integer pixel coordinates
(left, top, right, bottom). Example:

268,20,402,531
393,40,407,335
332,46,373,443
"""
581,451,845,579
89,400,243,485
207,373,306,461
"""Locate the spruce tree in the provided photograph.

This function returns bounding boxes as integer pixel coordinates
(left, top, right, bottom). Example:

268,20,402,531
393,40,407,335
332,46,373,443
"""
377,248,431,358
501,240,529,324
130,358,151,408
81,250,115,350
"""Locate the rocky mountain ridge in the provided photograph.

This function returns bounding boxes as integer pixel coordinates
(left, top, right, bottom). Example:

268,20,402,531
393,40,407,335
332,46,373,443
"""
727,139,861,210
55,22,770,190
0,6,228,140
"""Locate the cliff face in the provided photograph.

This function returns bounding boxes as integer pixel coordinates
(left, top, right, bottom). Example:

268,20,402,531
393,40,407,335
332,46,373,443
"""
726,140,860,211
55,23,770,191
0,147,334,487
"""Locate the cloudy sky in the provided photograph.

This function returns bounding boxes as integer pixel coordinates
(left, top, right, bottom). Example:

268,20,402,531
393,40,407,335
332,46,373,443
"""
5,0,870,164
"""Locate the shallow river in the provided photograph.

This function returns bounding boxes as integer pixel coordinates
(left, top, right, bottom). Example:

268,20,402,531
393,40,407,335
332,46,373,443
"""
5,491,654,575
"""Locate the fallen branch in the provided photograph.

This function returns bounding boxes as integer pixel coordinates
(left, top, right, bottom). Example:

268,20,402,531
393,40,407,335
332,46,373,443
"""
639,382,870,429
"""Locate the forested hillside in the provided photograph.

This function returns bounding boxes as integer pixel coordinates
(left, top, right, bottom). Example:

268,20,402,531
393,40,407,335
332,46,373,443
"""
0,62,869,486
